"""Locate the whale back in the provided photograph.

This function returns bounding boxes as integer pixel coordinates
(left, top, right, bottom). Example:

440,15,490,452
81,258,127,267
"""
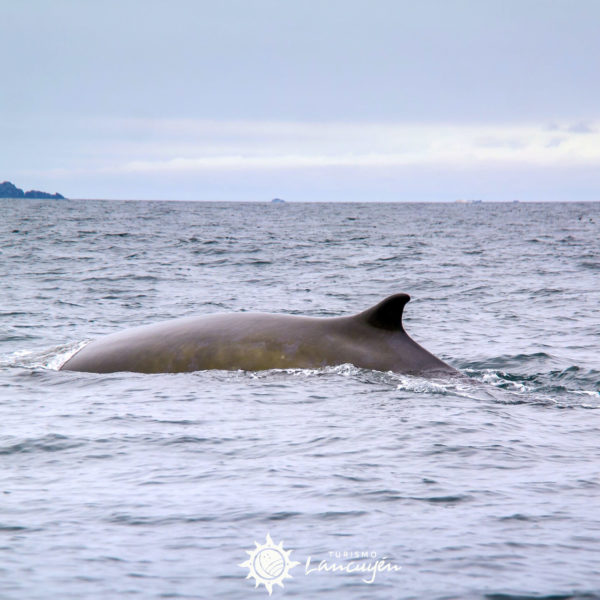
60,293,457,375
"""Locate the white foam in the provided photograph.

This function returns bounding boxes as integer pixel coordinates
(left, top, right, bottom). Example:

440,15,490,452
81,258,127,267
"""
0,340,90,371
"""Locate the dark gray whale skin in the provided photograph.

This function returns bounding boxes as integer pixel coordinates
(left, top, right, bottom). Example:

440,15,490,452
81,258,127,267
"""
60,293,458,376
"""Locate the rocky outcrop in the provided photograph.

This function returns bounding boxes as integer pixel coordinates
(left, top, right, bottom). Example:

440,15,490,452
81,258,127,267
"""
0,181,65,199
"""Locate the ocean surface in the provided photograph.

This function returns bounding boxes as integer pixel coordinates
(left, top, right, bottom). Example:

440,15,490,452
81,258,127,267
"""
1,199,599,600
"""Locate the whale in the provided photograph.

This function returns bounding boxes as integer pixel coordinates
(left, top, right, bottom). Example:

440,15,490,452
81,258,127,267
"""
60,293,458,376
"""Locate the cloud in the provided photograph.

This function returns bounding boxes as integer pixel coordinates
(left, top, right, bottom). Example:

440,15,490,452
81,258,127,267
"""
83,118,600,174
567,121,595,134
19,117,600,181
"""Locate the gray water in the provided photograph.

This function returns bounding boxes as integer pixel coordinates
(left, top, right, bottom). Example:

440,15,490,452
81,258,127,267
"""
1,199,599,599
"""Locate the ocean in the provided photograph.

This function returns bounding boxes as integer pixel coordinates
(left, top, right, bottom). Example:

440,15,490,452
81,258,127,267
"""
1,199,599,599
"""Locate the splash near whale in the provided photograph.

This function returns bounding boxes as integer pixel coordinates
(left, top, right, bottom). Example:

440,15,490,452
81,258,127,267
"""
60,294,458,376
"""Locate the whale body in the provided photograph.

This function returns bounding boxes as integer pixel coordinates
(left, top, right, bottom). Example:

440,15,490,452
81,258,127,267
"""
60,293,458,376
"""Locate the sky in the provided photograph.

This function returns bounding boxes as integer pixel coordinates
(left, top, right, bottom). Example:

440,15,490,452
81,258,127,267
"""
1,0,599,201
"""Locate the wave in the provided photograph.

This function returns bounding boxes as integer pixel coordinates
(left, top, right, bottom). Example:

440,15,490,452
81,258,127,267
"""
0,340,89,371
463,362,600,408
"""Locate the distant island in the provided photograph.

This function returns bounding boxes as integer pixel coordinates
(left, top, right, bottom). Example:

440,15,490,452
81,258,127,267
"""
0,180,66,199
271,198,286,203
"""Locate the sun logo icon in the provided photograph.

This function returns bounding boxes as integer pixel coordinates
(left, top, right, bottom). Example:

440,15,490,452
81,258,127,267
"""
239,533,300,595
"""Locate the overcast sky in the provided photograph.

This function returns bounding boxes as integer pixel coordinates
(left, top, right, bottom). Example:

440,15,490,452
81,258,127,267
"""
2,0,599,201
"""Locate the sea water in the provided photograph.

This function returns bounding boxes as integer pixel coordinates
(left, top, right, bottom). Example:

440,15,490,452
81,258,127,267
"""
0,199,599,599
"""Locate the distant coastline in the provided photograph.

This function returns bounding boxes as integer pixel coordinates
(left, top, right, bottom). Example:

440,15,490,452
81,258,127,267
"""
0,180,66,199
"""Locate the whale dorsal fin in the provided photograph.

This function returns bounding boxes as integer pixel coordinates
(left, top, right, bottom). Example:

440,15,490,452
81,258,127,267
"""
357,293,410,331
